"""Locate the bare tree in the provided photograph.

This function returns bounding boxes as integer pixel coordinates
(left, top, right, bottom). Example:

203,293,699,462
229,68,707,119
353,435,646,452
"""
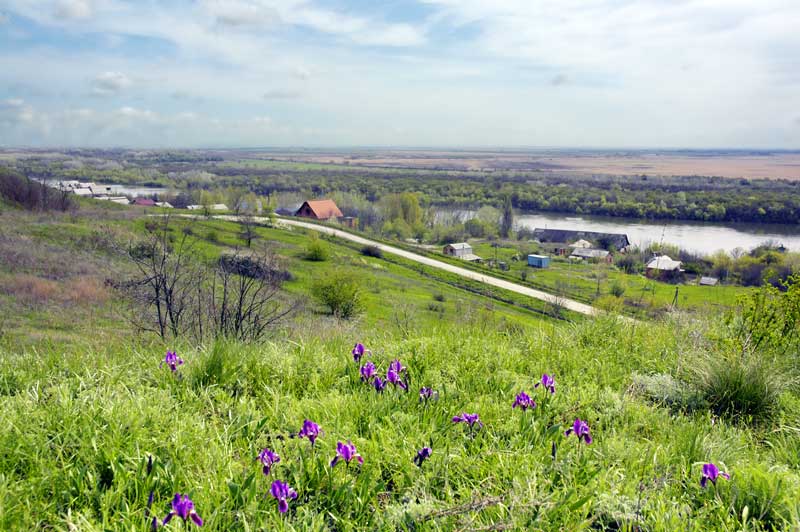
117,216,203,339
240,215,258,248
209,247,296,342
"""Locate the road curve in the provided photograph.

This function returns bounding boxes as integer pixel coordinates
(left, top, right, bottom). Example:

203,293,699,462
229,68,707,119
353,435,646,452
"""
269,217,598,316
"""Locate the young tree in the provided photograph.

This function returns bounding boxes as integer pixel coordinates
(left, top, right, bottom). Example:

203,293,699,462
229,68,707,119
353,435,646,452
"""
500,194,514,239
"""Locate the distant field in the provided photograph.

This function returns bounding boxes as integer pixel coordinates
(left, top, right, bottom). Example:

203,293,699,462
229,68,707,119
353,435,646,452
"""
253,150,800,180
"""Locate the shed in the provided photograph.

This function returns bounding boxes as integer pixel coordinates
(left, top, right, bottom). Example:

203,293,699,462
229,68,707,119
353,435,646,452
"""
443,242,473,258
570,239,593,249
528,254,550,268
570,248,611,262
699,276,719,286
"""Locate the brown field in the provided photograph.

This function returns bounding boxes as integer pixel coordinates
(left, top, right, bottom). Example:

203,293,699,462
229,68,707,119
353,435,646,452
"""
262,150,800,180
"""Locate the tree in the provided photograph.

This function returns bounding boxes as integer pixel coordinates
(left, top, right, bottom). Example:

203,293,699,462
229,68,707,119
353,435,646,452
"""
500,194,514,239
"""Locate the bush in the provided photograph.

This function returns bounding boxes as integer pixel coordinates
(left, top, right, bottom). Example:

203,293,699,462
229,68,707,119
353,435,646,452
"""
305,236,329,262
609,280,626,297
432,292,446,302
312,273,362,319
690,350,786,424
360,245,383,259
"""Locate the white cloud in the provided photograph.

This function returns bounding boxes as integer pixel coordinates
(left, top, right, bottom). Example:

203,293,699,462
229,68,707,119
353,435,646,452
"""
90,71,132,95
54,0,92,19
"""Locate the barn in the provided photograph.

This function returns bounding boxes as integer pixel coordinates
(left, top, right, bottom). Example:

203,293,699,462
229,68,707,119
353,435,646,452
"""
294,199,344,221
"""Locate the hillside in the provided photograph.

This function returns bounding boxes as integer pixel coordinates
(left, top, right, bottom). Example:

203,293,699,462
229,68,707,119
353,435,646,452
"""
1,205,799,530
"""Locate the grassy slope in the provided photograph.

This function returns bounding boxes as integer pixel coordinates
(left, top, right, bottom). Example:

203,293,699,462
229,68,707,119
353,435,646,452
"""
0,208,798,531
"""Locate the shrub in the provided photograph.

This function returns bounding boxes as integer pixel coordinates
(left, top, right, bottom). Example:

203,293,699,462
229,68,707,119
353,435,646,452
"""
312,273,362,319
432,292,446,302
305,236,329,262
690,350,786,424
609,280,626,298
360,245,383,259
206,230,219,243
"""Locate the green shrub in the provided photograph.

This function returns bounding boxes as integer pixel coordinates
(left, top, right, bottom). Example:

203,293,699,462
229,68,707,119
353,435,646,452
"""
609,280,626,298
360,245,383,258
305,236,329,261
691,351,786,424
312,272,362,319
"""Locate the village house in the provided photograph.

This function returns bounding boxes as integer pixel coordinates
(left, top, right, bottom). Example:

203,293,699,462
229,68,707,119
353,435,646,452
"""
570,248,612,263
532,228,630,254
294,199,344,221
646,255,684,281
133,197,157,207
443,243,482,262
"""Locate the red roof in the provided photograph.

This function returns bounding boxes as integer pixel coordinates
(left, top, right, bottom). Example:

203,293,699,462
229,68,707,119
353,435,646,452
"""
296,199,343,219
133,198,157,206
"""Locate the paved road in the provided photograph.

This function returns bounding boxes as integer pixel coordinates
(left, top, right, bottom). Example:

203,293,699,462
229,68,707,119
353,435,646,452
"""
267,217,598,316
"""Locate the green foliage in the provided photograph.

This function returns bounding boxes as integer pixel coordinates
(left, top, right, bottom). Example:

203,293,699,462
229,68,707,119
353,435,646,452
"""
728,274,800,353
304,235,330,262
690,350,785,424
312,272,363,319
360,245,383,258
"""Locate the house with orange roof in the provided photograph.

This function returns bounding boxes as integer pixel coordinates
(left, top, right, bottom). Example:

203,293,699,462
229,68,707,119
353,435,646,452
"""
294,199,344,221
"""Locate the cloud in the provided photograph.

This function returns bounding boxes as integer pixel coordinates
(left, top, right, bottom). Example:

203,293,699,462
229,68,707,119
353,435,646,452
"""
550,74,569,86
0,12,9,24
204,0,281,28
263,89,302,100
54,0,92,20
91,71,132,96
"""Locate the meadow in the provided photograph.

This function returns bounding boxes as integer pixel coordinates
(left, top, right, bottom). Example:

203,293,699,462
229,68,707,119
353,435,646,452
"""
1,205,799,531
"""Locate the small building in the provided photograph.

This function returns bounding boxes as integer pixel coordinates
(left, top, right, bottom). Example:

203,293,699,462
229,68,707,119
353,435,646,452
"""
133,198,157,207
294,199,344,221
209,203,228,211
443,243,482,262
570,248,612,263
699,276,719,286
528,254,550,268
186,204,202,210
646,255,683,280
340,216,358,229
155,202,174,208
73,188,93,196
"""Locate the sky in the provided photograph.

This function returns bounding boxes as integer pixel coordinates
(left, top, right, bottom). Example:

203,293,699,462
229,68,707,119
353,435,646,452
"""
0,0,799,148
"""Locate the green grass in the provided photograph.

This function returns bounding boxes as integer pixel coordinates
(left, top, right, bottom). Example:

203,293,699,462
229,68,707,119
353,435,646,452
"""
1,316,799,530
1,207,799,530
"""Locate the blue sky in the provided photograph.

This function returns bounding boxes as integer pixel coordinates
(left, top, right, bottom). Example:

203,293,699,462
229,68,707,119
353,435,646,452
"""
0,0,799,148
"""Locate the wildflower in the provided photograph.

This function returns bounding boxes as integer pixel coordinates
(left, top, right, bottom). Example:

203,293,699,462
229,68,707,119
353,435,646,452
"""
452,413,482,429
413,447,432,467
352,343,367,362
151,516,159,530
330,440,363,467
387,359,408,390
419,387,438,402
360,361,377,382
535,373,556,394
512,391,536,411
373,376,386,392
257,448,280,476
161,350,184,372
146,455,153,475
270,480,298,513
298,419,321,445
700,463,730,488
162,493,203,527
564,418,592,444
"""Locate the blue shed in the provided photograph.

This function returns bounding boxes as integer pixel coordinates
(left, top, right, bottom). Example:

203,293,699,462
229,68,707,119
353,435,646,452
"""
527,254,550,268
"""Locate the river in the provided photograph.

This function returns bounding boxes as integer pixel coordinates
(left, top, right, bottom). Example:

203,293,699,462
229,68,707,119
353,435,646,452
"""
440,209,800,254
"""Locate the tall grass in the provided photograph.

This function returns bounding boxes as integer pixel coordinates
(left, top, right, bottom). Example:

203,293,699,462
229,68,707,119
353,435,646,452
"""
0,316,798,530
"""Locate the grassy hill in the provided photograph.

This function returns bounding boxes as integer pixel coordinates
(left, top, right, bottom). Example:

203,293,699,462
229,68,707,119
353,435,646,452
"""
1,206,799,530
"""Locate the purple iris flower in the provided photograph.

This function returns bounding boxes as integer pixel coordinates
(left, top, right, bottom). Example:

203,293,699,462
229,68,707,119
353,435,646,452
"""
360,361,377,382
162,493,203,527
330,440,364,467
564,418,592,444
373,376,386,392
298,419,321,445
535,373,556,394
452,413,482,429
419,387,438,402
257,448,280,476
512,391,536,411
270,480,298,513
160,350,184,372
387,359,408,390
352,343,367,362
413,447,432,467
700,463,730,488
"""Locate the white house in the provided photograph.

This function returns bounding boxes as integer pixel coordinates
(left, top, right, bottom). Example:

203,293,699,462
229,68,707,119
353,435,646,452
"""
443,242,482,262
